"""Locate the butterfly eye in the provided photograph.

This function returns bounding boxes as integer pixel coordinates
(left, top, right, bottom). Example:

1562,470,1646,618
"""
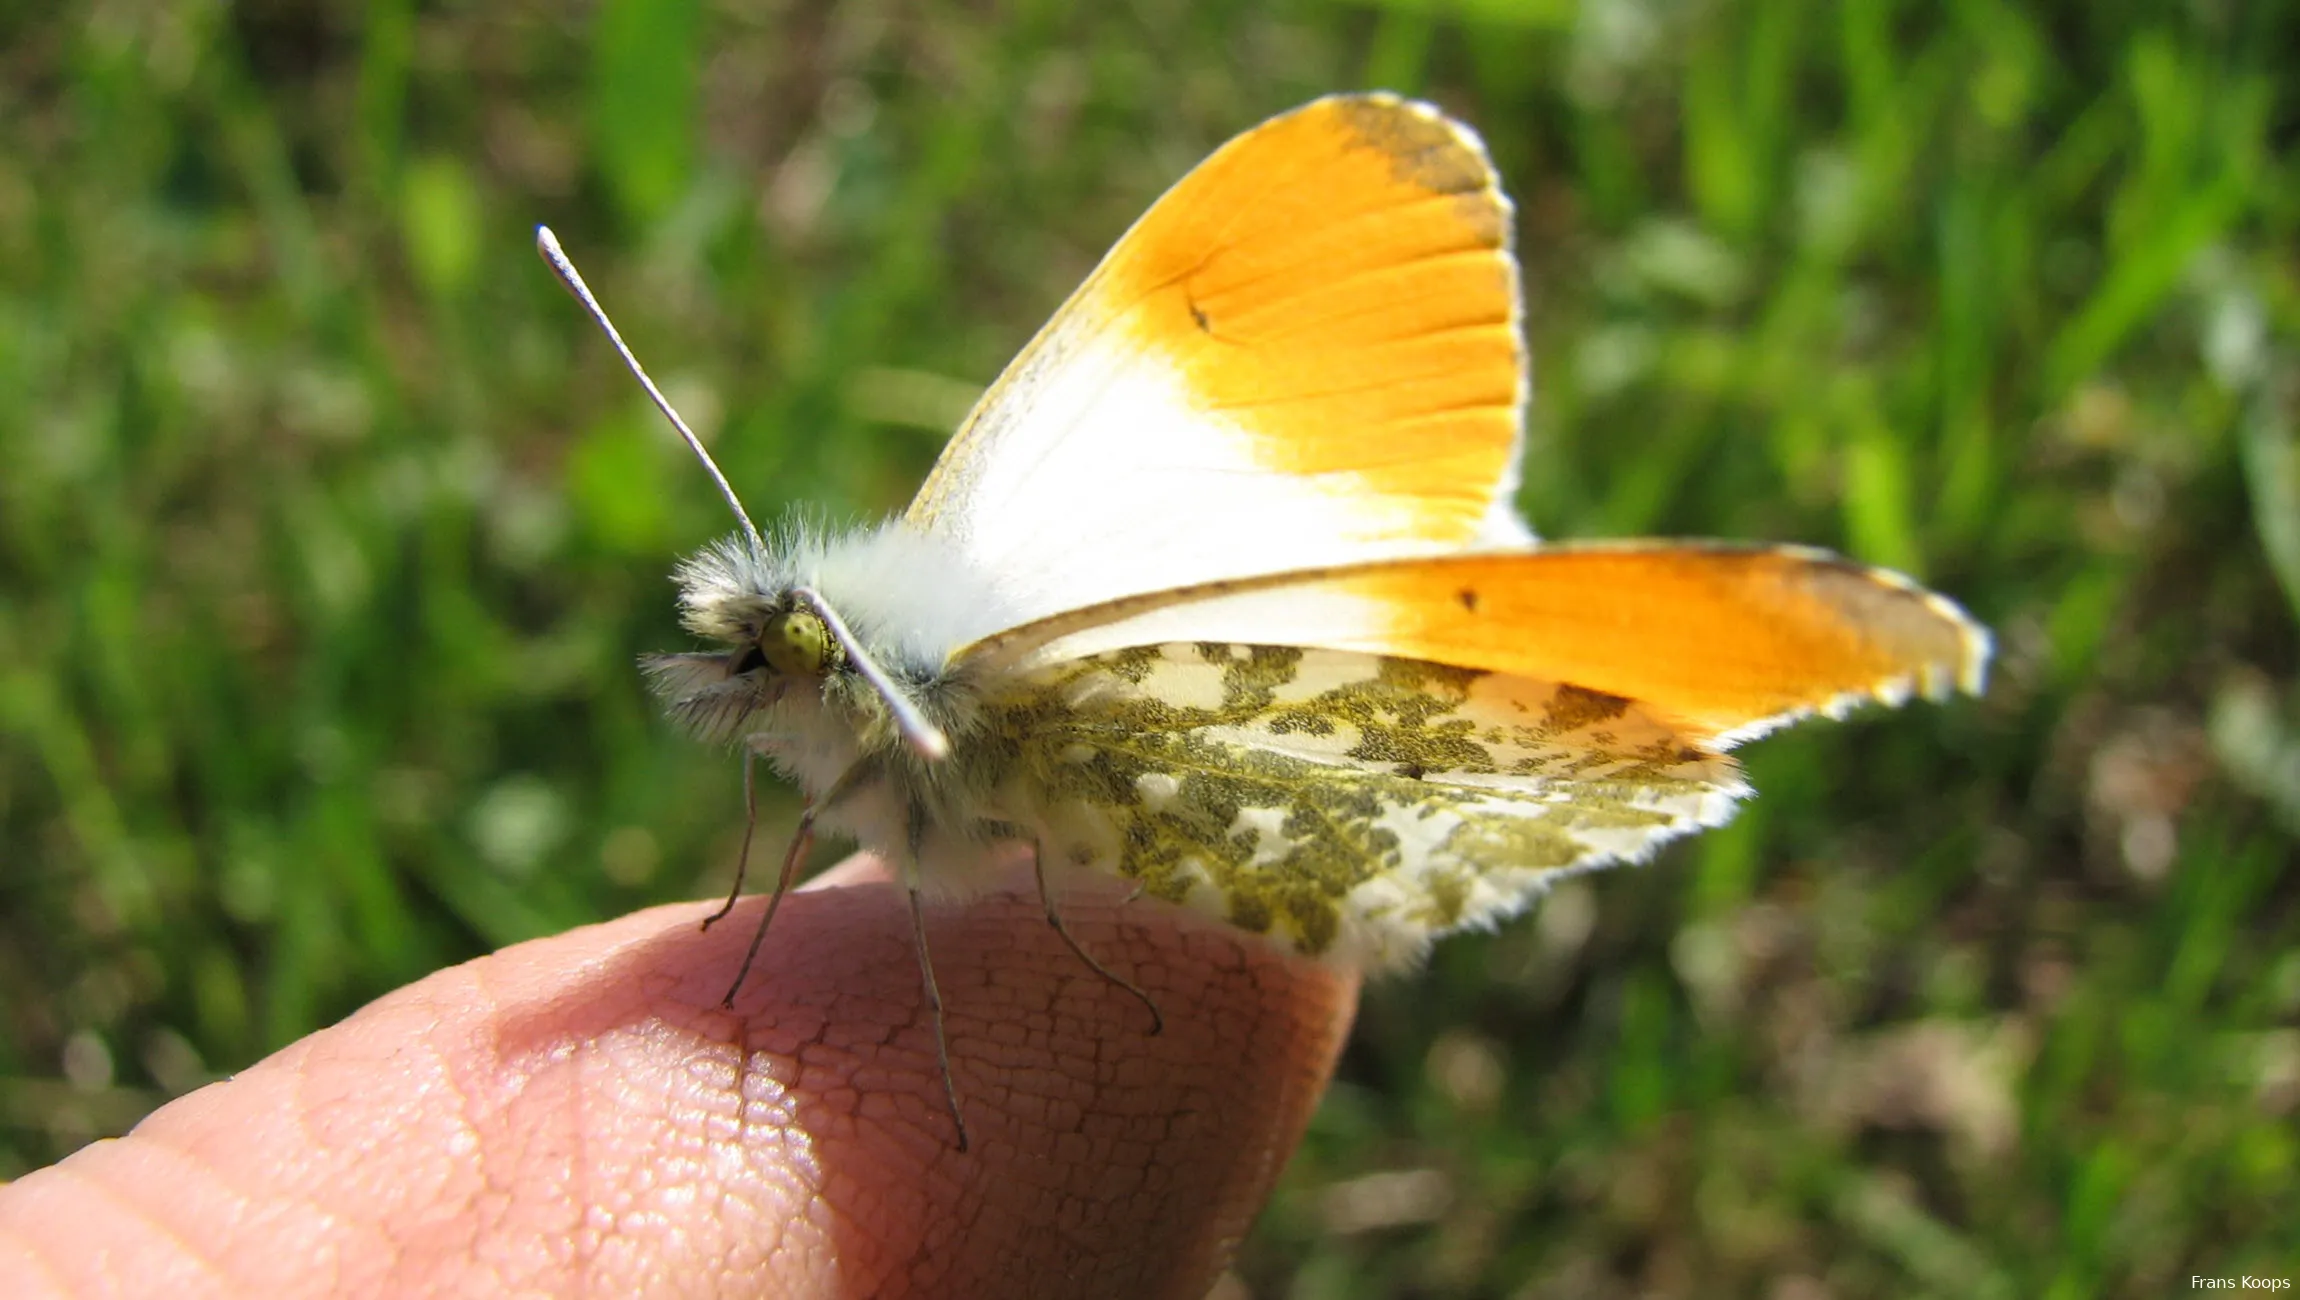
758,607,839,678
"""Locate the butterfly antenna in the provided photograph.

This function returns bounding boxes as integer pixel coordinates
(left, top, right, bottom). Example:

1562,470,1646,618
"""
535,225,768,560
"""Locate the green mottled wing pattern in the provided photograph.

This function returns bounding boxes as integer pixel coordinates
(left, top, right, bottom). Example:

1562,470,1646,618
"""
986,643,1749,970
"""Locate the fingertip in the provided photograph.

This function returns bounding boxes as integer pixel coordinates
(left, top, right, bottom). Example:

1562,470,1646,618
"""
0,864,1356,1298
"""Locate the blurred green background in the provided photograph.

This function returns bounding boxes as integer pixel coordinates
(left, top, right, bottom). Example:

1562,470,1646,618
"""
3,0,2296,1295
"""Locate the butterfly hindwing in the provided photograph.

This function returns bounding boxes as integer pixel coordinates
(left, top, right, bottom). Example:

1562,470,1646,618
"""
987,643,1747,970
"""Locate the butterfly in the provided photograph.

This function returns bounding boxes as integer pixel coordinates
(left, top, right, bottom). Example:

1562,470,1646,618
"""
538,93,1990,1151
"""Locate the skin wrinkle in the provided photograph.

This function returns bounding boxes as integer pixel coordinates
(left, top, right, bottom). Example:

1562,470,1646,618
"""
208,1055,337,1288
0,1226,71,1295
683,1010,821,1290
100,1116,274,1281
556,991,605,1282
498,923,751,1294
67,1161,241,1295
519,1028,587,1288
410,972,534,1292
75,1095,351,1296
450,1023,519,1288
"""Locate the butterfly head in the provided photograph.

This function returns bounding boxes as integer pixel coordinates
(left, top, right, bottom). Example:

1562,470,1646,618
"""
674,592,844,692
647,530,959,759
626,537,799,736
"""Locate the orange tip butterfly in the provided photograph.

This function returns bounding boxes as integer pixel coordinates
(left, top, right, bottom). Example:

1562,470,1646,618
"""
539,93,1990,1150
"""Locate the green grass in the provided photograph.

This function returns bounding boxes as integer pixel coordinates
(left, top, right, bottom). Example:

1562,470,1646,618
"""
4,1,2297,1294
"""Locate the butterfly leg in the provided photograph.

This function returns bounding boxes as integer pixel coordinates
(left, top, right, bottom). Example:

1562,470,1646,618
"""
700,746,767,930
899,860,972,1152
716,755,868,1009
1026,833,1164,1036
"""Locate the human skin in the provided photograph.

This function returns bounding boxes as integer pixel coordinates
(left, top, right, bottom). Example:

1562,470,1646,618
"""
0,857,1358,1298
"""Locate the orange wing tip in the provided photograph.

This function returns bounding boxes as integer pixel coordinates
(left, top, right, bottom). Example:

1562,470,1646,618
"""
1709,585,1991,750
1935,594,1995,698
1854,564,1995,699
1331,91,1505,190
1782,544,1996,697
1673,545,1993,748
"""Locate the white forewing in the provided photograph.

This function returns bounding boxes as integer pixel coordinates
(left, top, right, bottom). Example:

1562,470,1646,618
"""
901,94,1531,638
916,330,1514,628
